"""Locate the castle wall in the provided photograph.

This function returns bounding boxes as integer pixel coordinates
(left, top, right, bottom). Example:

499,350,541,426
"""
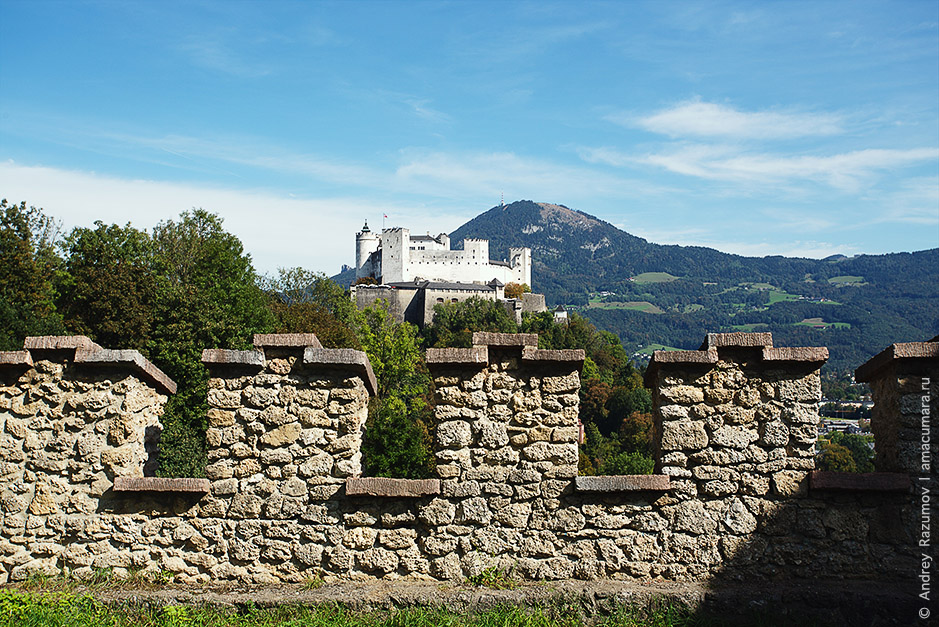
352,285,424,325
0,333,924,590
356,226,532,286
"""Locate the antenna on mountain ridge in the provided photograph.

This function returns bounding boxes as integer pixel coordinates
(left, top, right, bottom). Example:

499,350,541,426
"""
501,191,504,209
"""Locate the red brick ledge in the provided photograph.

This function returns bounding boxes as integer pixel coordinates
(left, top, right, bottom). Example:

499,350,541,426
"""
75,347,177,395
20,336,176,395
345,477,440,497
202,348,265,368
304,348,378,396
809,471,911,492
0,351,33,369
24,335,103,352
472,332,538,347
425,346,489,365
855,339,939,383
112,477,210,493
521,346,585,364
574,475,671,492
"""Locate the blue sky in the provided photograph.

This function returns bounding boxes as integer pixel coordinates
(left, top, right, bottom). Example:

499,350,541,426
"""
1,0,937,276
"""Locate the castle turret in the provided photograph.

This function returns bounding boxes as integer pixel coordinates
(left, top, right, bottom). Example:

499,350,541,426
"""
356,222,380,280
509,247,532,286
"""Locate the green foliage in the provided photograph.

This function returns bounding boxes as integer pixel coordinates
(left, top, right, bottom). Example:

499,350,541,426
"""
262,267,360,349
425,297,517,347
503,282,531,299
0,199,65,349
827,431,874,472
0,589,709,626
817,441,857,472
362,396,433,479
147,210,275,477
600,450,655,475
465,565,518,589
57,221,158,349
354,302,435,479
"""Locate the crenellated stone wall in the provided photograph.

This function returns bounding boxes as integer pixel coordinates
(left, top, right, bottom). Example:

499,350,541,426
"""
0,336,173,581
0,332,928,590
855,337,938,476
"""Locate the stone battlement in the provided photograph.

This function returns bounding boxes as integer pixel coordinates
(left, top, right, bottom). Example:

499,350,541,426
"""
0,333,932,590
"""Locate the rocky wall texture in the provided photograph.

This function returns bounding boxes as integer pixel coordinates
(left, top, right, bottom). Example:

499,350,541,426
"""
856,338,938,475
0,336,171,582
0,332,925,588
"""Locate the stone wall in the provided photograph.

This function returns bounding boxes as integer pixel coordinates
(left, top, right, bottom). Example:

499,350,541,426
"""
0,332,926,588
0,336,174,581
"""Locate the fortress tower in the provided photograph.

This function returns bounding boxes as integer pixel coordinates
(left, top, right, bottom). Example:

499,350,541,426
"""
355,222,380,280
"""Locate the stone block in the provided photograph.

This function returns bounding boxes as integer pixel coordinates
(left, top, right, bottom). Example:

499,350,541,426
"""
437,420,472,448
345,477,441,497
660,420,708,450
575,475,670,492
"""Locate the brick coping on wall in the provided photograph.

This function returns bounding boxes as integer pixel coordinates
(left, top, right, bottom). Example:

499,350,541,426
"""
426,331,585,366
345,477,441,497
112,477,211,493
0,335,177,394
574,475,671,492
644,331,829,387
202,334,378,395
854,337,939,382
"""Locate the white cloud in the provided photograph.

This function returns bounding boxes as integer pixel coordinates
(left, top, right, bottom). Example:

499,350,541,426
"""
614,100,845,139
639,145,938,191
0,161,463,276
177,38,273,78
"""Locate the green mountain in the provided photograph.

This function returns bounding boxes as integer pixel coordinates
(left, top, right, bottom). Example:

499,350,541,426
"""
447,200,938,371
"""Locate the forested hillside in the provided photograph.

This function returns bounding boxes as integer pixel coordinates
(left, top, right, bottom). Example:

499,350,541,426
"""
449,201,938,371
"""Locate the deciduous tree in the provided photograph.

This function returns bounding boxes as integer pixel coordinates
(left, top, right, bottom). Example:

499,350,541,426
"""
0,200,64,349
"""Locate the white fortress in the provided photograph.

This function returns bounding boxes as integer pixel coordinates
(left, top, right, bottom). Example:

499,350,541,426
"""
355,223,531,287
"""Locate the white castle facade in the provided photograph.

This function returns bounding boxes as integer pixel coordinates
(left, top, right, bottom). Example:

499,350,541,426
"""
355,223,532,287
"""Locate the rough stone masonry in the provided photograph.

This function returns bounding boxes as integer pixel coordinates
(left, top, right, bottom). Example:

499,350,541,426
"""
0,331,930,586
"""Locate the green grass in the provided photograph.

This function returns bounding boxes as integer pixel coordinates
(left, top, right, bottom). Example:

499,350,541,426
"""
766,290,801,305
633,343,682,355
466,565,518,589
0,590,723,627
795,318,851,329
630,272,678,284
681,304,704,313
730,323,770,332
828,275,864,284
588,301,664,314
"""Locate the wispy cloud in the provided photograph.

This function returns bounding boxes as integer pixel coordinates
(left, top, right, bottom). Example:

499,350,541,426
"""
0,161,460,275
642,145,938,191
611,100,845,139
582,142,938,192
178,36,273,78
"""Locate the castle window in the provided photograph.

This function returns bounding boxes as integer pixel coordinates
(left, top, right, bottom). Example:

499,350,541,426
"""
436,298,444,303
452,298,458,303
